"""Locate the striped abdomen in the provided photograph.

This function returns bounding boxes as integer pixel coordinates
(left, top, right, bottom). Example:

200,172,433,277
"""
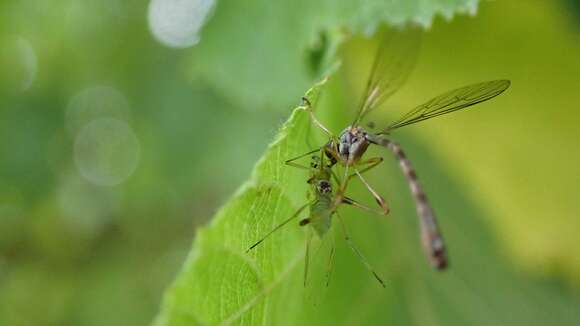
308,195,333,238
376,138,448,270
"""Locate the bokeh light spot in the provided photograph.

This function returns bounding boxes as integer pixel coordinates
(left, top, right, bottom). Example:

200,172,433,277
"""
74,118,140,186
65,85,131,136
0,36,37,92
57,174,119,237
147,0,216,48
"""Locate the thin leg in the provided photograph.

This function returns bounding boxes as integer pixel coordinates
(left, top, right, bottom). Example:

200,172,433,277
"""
304,227,313,287
328,167,342,186
338,157,383,201
325,234,336,287
354,169,390,215
342,196,389,216
339,164,351,193
347,157,384,181
246,203,310,252
285,148,321,170
310,111,334,139
302,96,335,139
335,211,386,288
304,109,314,150
338,154,382,188
372,138,448,270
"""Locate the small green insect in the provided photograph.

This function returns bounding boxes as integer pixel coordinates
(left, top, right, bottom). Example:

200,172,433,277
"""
246,148,386,287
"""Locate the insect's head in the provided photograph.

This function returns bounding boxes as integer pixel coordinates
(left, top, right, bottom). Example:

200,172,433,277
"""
311,152,332,171
310,155,321,169
337,126,370,164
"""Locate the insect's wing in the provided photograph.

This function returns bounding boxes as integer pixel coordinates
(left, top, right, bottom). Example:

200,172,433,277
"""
381,80,511,132
352,27,422,126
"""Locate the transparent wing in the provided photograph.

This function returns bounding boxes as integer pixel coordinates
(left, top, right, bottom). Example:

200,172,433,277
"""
381,80,511,133
351,27,422,127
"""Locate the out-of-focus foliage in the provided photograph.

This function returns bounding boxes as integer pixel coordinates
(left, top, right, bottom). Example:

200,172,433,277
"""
0,1,279,325
564,0,580,24
190,0,478,111
1,0,580,325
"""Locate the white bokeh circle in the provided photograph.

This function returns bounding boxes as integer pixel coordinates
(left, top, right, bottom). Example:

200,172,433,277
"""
74,118,140,186
65,85,131,136
147,0,216,48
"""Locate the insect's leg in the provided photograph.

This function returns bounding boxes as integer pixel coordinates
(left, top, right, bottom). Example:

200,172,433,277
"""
301,96,337,142
285,148,321,170
310,111,334,139
372,138,448,270
337,160,355,196
303,227,313,287
341,196,389,216
335,211,386,288
325,148,345,186
347,157,384,181
353,168,390,215
329,167,342,186
338,156,383,195
337,157,389,214
304,107,314,150
325,233,336,287
246,202,310,252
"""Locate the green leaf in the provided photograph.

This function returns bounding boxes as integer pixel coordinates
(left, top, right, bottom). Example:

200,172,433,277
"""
154,79,328,326
156,75,580,325
190,0,479,111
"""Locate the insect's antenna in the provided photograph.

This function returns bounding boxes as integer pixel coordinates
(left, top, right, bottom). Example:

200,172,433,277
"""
370,137,448,270
246,203,309,253
335,211,386,288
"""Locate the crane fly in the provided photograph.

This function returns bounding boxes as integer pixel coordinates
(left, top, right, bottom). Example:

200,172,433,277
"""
247,149,387,287
301,27,510,270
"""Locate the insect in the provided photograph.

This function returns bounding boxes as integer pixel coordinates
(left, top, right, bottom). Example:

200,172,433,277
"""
301,28,511,270
246,149,387,287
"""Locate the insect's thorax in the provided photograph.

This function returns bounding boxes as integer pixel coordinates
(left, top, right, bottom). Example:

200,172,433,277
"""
325,125,371,165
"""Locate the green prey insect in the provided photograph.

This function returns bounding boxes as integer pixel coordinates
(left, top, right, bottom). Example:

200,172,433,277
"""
246,149,387,287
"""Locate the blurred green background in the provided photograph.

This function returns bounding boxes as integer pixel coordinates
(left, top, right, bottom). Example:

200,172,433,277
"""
1,0,580,325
